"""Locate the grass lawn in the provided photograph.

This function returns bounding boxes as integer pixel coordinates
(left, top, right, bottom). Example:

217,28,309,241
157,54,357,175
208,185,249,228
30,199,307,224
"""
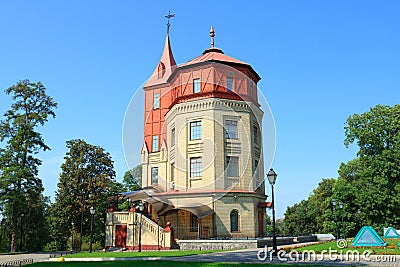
293,238,400,255
64,250,223,258
29,260,340,267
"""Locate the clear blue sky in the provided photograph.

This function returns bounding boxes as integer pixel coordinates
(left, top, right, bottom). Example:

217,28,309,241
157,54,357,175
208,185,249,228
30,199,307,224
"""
1,1,399,218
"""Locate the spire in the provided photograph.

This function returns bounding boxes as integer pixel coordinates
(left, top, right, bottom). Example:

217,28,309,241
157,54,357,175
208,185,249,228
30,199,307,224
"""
144,32,177,87
210,26,215,48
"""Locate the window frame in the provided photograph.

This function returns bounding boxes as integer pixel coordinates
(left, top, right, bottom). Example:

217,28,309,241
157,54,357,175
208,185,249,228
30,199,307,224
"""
171,163,175,182
190,213,198,232
226,156,239,178
230,209,240,232
152,135,159,152
153,93,160,109
225,120,238,139
171,127,176,147
226,77,233,91
190,121,202,141
190,157,202,178
253,125,259,144
193,78,201,93
151,167,159,185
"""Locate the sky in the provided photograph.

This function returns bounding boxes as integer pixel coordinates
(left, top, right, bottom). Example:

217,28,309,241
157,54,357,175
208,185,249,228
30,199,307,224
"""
0,1,399,218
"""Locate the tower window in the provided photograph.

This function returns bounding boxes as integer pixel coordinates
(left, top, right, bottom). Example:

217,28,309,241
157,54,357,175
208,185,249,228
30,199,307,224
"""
151,167,158,184
157,62,165,78
171,127,176,146
253,126,259,144
225,120,238,139
190,157,202,177
152,135,159,152
230,210,239,232
171,163,175,182
226,156,239,177
193,78,200,93
190,121,202,140
153,93,160,109
226,77,233,91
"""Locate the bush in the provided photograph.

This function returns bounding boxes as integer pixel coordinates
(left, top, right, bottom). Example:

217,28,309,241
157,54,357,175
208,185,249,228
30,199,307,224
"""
81,241,102,251
43,241,58,252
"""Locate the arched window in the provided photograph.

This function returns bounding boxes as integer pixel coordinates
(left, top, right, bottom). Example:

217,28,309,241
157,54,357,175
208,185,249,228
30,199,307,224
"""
157,62,165,78
230,210,239,232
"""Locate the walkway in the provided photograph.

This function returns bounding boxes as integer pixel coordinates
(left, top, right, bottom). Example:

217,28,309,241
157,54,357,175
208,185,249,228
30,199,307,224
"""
0,253,50,265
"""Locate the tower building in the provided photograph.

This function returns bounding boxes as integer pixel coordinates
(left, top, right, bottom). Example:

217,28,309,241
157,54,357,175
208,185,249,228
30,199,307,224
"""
106,26,269,249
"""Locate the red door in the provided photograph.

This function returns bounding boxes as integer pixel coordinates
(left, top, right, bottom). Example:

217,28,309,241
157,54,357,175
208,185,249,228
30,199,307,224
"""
115,225,127,247
258,212,264,236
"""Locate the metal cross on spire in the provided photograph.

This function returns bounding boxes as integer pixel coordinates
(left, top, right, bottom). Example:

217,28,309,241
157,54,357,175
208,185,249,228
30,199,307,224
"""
165,11,175,35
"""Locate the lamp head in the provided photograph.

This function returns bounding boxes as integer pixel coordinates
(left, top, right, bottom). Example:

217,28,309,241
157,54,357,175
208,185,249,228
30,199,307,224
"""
137,202,144,212
90,206,95,215
332,198,336,206
267,169,277,185
339,202,343,209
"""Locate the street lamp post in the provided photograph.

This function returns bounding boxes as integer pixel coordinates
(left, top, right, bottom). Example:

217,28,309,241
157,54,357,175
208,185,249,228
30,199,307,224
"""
339,202,345,240
89,206,96,253
267,168,278,257
71,222,74,251
332,199,339,240
80,189,85,252
357,208,361,227
136,202,144,252
157,217,160,251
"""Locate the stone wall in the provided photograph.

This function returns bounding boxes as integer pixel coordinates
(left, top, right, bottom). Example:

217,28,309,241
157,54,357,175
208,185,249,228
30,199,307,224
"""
177,236,318,250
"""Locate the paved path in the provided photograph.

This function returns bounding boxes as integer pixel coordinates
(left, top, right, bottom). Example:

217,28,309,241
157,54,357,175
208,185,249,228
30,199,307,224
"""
6,242,400,266
0,253,50,264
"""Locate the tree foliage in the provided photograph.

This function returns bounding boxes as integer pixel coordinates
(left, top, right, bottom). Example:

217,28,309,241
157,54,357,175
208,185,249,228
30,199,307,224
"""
0,80,56,252
284,178,336,235
334,104,400,236
49,139,116,250
122,165,142,192
284,104,400,237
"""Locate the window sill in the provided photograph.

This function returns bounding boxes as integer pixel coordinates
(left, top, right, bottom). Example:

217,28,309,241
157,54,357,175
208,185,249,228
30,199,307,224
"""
190,176,202,181
227,176,239,180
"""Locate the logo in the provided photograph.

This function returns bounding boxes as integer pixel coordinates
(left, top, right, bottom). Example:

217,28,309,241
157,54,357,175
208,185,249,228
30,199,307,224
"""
336,239,347,249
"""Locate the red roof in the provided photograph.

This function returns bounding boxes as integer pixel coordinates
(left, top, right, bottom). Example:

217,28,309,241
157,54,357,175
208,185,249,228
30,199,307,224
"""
181,47,249,67
177,47,260,81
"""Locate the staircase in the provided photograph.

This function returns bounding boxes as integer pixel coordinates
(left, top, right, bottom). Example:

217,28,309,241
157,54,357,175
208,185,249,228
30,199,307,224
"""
105,211,172,250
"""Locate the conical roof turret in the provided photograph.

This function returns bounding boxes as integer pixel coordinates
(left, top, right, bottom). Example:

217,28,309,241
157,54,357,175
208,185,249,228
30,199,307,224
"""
144,34,177,88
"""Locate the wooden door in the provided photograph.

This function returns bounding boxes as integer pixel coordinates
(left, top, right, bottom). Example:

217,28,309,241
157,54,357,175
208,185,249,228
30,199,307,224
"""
258,212,264,236
115,225,127,247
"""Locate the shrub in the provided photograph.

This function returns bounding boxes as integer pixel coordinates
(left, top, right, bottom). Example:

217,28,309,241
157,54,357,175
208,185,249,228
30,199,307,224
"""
43,241,58,252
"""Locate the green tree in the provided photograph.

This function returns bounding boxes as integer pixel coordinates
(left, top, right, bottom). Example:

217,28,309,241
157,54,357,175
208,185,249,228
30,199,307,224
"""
333,104,400,235
284,178,336,235
49,139,116,250
0,80,56,252
122,165,142,191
